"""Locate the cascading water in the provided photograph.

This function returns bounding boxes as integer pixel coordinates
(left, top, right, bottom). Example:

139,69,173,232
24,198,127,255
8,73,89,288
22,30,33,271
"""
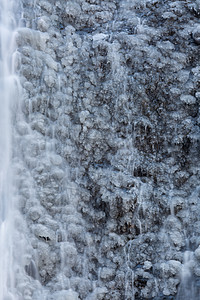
0,0,20,299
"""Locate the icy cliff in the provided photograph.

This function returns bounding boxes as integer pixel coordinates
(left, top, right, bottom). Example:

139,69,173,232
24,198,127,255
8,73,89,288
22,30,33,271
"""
13,0,200,299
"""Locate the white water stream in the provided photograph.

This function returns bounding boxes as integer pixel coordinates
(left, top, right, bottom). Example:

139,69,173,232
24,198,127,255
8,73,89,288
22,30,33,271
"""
0,0,20,299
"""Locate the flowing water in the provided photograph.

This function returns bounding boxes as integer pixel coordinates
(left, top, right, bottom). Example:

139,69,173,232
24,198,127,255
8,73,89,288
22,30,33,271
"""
0,0,20,299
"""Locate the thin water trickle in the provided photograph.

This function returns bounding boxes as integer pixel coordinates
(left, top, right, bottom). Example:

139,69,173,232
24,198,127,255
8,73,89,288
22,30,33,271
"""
176,251,200,300
124,241,136,300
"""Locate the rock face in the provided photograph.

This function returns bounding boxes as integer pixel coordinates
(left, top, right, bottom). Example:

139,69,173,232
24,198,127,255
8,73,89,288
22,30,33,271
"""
14,0,200,299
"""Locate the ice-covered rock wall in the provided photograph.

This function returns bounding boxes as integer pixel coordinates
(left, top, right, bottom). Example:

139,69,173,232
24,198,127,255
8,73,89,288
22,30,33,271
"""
15,0,200,299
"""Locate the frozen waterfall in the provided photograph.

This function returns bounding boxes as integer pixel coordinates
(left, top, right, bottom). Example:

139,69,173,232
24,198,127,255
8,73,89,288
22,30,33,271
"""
0,0,200,299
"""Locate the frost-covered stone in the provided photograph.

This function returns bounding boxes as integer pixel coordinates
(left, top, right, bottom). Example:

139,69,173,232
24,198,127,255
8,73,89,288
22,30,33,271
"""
52,289,79,300
180,94,196,104
86,287,108,300
15,0,200,299
44,69,57,87
52,168,65,180
28,207,42,221
45,54,58,71
161,261,180,278
195,246,200,260
61,242,77,267
31,115,46,135
65,2,81,18
100,267,115,280
34,224,56,243
50,154,62,166
192,26,200,44
144,261,152,270
37,16,50,32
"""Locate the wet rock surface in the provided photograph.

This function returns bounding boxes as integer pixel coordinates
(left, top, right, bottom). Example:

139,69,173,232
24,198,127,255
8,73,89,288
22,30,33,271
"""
14,0,200,299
